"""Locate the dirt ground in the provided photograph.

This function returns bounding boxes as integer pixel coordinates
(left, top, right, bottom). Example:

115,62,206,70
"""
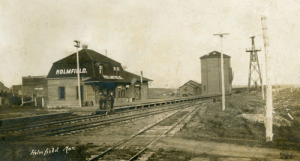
0,109,175,161
149,88,300,160
2,89,300,160
0,106,51,120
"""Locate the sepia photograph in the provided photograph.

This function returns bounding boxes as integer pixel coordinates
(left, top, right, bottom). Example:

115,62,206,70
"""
0,0,300,160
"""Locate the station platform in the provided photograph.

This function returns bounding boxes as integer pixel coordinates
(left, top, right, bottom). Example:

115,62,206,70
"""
69,94,224,115
69,97,181,115
0,94,224,123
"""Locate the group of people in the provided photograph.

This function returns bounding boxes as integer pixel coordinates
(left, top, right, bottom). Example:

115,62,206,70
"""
99,91,115,114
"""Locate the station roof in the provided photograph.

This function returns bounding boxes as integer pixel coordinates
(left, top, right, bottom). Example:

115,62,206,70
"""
47,49,151,83
200,51,230,59
54,49,121,66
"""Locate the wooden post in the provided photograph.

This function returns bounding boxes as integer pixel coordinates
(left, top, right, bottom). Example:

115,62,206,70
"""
261,63,265,100
275,76,279,93
261,16,273,142
140,71,143,100
35,97,37,106
42,97,44,107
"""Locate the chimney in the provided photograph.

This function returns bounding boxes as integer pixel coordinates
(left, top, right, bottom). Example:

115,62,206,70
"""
82,44,88,49
140,71,143,85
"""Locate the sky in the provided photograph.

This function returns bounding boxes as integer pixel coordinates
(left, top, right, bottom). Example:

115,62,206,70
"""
0,0,300,88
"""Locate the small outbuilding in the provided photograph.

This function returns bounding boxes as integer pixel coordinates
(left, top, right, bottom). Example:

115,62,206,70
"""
12,85,22,96
178,80,201,96
22,76,48,97
0,81,9,91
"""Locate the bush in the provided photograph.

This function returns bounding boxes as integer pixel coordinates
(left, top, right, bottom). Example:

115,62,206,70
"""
235,90,243,94
10,97,22,105
280,151,295,159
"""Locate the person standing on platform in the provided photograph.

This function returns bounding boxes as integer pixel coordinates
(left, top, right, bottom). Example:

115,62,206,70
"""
109,91,115,113
103,91,108,110
99,92,105,110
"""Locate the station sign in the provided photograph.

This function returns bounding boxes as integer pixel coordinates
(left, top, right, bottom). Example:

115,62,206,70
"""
55,68,87,75
103,75,123,79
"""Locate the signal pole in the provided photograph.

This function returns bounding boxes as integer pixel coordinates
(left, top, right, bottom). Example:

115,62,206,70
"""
213,33,229,111
74,40,82,107
261,16,273,142
246,36,264,99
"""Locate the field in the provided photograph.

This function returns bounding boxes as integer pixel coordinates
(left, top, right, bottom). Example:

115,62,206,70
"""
149,88,300,160
0,106,50,120
148,88,178,99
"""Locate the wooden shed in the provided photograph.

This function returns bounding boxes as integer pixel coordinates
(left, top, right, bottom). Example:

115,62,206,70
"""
178,80,201,96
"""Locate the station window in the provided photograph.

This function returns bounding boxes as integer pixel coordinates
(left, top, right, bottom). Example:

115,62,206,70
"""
58,87,65,100
99,65,103,74
76,86,83,100
116,67,120,75
113,66,120,75
117,85,126,98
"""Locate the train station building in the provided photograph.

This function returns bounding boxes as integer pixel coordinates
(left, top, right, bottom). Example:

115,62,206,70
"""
46,48,151,107
200,51,233,95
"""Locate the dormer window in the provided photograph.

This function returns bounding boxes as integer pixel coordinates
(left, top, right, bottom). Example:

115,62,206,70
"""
114,66,120,75
116,67,120,75
99,65,103,74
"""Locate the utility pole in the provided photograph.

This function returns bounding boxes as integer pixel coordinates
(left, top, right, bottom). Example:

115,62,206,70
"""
261,16,273,142
213,33,229,111
140,71,143,100
74,40,82,107
246,36,264,99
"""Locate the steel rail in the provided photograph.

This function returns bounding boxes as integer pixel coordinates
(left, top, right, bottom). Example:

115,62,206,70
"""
89,101,206,161
44,102,196,136
0,100,186,134
15,102,193,138
0,94,222,133
128,102,203,161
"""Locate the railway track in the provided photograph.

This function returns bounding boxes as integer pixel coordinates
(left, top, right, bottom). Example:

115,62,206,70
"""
0,98,191,133
88,100,206,161
0,94,221,136
0,101,196,139
0,94,221,133
0,100,190,134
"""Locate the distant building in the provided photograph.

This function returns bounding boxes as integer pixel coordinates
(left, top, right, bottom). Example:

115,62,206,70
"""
178,80,202,96
0,81,9,91
22,76,48,97
46,48,151,107
200,51,233,95
12,85,22,95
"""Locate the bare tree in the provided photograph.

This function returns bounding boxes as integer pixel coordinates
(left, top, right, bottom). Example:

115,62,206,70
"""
122,65,128,70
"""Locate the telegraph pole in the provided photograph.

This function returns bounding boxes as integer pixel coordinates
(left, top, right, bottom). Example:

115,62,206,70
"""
261,16,273,141
74,40,82,107
213,33,229,111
